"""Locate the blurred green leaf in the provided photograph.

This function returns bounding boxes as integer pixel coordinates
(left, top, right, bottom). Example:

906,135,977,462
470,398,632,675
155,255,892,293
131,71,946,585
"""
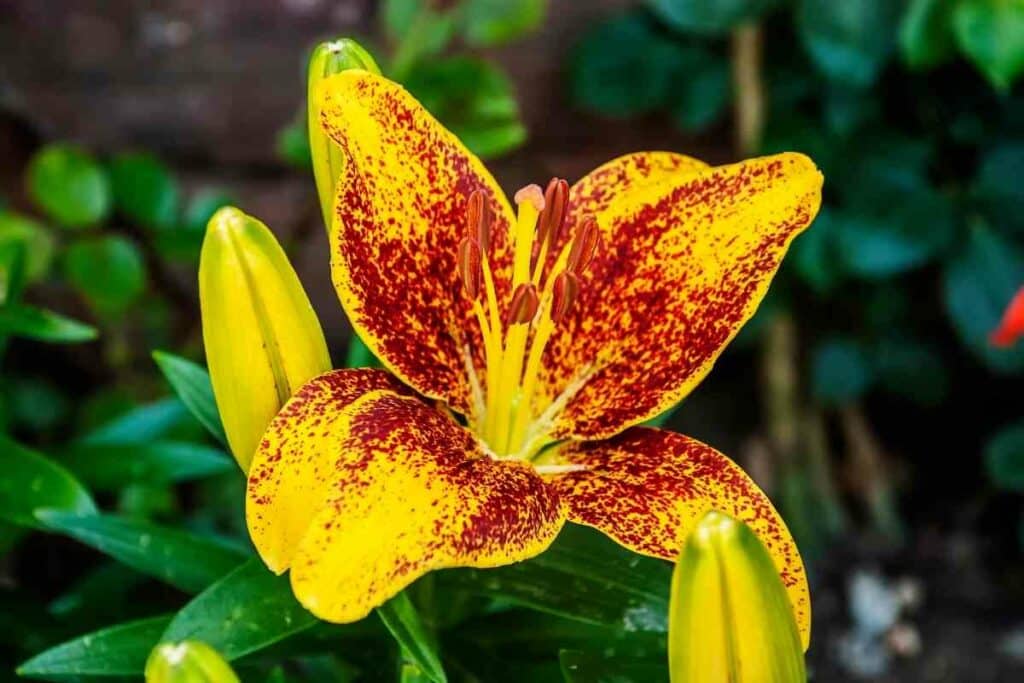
377,592,447,683
62,441,233,490
559,649,667,682
0,211,55,284
791,209,843,295
157,189,234,263
183,190,234,235
649,0,779,35
900,0,956,69
0,435,96,527
5,376,72,432
985,420,1024,491
797,0,902,87
345,335,380,369
108,152,180,230
49,562,149,621
0,303,97,343
276,116,312,169
64,234,147,316
975,143,1024,233
811,337,874,406
440,524,670,632
27,143,111,229
153,351,228,445
954,0,1024,91
36,510,246,593
83,397,199,445
823,85,881,134
385,0,458,78
943,224,1024,373
462,0,545,47
834,133,931,208
667,47,731,132
405,57,526,158
873,337,950,406
162,559,319,660
18,615,171,678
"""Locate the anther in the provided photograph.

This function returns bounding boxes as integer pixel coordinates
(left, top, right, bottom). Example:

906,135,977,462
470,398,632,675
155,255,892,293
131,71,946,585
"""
467,189,492,253
458,237,482,299
551,271,579,323
567,217,600,274
514,184,545,213
507,283,540,325
538,178,568,246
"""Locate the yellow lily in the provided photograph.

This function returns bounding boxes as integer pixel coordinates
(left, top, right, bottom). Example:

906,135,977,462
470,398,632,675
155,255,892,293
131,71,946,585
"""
242,65,822,646
669,512,806,682
144,640,239,682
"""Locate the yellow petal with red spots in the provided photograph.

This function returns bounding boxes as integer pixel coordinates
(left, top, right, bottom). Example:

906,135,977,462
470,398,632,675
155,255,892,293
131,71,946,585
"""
540,153,822,440
247,368,412,573
317,70,517,416
540,427,809,648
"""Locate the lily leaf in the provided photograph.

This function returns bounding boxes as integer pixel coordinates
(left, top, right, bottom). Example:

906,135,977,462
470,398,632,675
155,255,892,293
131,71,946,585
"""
0,435,96,527
153,350,228,444
36,510,246,593
61,441,233,490
559,649,667,682
377,592,448,683
108,152,180,230
18,615,172,678
82,397,198,445
0,303,97,343
797,0,902,87
26,143,111,229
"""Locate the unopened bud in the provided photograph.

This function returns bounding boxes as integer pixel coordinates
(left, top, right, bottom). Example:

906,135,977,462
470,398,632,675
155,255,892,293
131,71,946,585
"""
199,207,332,471
507,283,540,325
458,237,482,299
551,271,580,323
467,190,492,253
145,640,239,683
567,217,600,274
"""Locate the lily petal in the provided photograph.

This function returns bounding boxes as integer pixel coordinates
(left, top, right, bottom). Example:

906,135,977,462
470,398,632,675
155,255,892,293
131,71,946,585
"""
542,153,822,439
319,70,516,415
248,376,564,623
541,427,809,648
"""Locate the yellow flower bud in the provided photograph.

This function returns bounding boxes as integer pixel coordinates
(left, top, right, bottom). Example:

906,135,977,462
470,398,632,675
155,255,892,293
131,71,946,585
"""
669,511,806,683
199,207,331,471
144,641,239,683
308,39,381,230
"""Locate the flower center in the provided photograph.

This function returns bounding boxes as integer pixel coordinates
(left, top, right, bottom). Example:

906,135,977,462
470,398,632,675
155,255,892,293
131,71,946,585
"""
457,180,599,460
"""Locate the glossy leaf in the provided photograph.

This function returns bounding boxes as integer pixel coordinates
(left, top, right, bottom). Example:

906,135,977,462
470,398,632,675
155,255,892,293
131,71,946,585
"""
162,559,319,660
649,0,779,35
82,397,199,446
0,303,98,343
900,0,956,68
108,152,180,230
17,615,172,678
61,441,233,490
64,234,147,316
797,0,902,86
377,592,448,683
462,0,545,46
27,143,111,229
986,420,1024,492
954,0,1024,91
0,435,96,527
36,510,246,593
153,351,228,444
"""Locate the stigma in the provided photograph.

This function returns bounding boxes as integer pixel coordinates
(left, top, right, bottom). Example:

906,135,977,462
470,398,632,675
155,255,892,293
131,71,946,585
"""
457,179,599,459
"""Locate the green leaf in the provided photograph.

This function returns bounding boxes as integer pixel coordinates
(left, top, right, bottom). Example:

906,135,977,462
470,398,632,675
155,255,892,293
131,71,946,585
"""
108,152,180,230
975,143,1024,234
18,614,172,678
4,376,71,432
873,338,949,406
377,592,448,683
153,351,228,444
0,303,97,343
83,397,198,445
64,234,147,316
986,420,1024,491
797,0,903,87
404,57,526,159
0,211,56,284
559,649,667,682
440,524,670,632
791,209,843,295
61,441,233,490
942,224,1024,373
954,0,1024,91
26,143,111,229
649,0,779,35
276,116,312,169
667,47,731,132
36,510,246,593
162,558,320,660
462,0,546,46
810,337,874,406
0,435,96,527
900,0,957,69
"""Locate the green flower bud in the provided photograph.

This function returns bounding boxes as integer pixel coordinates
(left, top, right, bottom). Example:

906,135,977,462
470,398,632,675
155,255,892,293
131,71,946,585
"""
144,641,239,682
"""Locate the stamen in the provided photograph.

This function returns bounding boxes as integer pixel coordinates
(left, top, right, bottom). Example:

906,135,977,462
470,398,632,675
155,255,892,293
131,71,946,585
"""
551,271,579,323
467,189,492,253
537,178,568,247
567,217,600,274
457,237,482,299
507,283,539,325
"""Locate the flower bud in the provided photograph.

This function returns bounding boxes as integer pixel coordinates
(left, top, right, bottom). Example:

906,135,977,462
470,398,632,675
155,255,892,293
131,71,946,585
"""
199,207,331,471
308,39,381,231
144,641,239,683
669,511,806,683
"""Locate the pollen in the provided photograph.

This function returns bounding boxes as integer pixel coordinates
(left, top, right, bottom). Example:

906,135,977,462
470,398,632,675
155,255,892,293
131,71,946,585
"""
458,179,599,460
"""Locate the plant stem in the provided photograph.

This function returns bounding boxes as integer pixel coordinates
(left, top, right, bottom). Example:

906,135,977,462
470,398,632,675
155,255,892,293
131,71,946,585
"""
840,404,903,543
732,23,765,156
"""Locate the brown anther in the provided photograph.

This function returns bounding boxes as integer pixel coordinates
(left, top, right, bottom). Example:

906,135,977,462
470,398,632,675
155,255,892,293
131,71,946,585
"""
457,237,482,299
514,184,545,213
466,189,492,253
507,283,539,325
538,178,569,246
551,271,580,323
567,217,600,274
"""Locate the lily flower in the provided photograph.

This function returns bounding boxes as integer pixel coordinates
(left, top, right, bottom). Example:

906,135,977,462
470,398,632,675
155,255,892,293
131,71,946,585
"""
243,67,822,649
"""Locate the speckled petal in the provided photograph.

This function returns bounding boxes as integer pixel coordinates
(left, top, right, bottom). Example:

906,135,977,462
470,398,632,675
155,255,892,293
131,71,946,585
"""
542,427,809,648
246,368,413,573
540,153,822,439
317,70,516,415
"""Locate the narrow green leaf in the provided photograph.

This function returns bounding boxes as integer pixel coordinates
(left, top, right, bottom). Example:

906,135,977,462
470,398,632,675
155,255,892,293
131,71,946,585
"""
26,143,111,229
559,649,667,682
61,441,233,490
18,614,171,678
162,559,319,660
82,397,196,445
153,350,228,444
36,510,246,593
0,303,97,343
377,592,447,683
0,435,96,527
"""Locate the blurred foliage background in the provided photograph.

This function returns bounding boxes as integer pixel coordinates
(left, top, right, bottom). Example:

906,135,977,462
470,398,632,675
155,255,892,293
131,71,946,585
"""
3,0,1024,681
